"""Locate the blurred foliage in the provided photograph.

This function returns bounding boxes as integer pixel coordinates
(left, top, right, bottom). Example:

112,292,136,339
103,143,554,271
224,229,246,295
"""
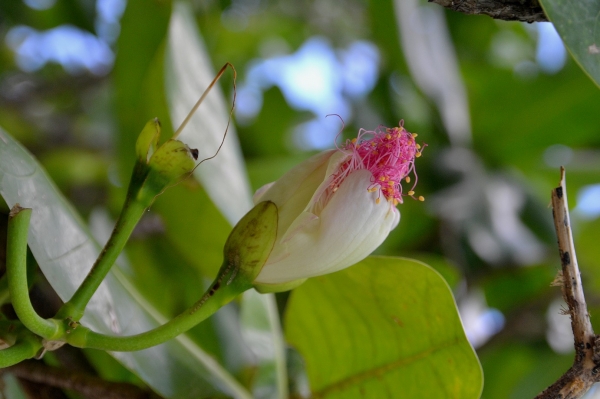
1,0,600,397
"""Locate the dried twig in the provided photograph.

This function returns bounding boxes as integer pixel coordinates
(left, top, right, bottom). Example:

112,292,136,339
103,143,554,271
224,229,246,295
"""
1,360,162,399
535,167,600,399
429,0,547,22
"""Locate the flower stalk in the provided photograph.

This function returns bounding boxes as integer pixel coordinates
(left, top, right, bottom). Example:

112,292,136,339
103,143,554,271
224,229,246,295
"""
7,205,62,339
57,119,198,321
64,201,277,351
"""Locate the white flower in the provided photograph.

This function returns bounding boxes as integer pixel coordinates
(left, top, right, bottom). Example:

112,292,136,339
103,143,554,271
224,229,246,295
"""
251,123,424,290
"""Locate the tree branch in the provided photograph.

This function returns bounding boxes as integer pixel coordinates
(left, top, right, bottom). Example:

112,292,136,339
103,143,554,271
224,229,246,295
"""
535,167,600,399
429,0,547,23
1,360,162,399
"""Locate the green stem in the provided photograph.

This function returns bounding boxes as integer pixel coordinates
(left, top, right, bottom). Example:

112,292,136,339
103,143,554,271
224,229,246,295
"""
58,195,147,321
0,274,9,305
7,206,60,339
66,261,250,351
0,333,42,367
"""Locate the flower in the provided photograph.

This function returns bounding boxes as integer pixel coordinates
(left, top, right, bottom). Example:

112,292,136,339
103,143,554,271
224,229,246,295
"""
252,122,423,290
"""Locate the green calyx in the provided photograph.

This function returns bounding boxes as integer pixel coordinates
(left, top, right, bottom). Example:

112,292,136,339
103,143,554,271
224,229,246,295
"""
135,118,161,163
132,118,199,205
222,201,279,287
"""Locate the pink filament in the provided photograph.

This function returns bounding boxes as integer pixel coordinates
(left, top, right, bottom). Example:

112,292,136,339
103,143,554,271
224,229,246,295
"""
331,121,424,204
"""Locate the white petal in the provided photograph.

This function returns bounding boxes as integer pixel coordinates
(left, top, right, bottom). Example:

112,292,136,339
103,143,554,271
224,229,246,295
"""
253,182,275,204
259,150,335,235
254,169,399,284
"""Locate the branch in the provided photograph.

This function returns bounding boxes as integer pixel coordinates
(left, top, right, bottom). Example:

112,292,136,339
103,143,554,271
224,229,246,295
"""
2,360,162,399
429,0,547,23
535,167,600,399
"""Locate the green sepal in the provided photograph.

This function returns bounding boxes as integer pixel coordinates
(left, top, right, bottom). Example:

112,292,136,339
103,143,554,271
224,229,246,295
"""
223,201,278,285
138,139,197,203
135,118,161,163
253,278,307,293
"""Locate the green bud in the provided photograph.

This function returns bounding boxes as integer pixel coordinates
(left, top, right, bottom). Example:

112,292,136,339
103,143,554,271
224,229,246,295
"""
137,139,198,203
216,201,278,289
135,118,161,164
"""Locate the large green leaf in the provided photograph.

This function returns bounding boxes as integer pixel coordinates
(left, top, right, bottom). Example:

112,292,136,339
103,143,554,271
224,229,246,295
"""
285,256,482,399
539,0,600,88
0,128,251,399
240,290,288,399
165,1,253,225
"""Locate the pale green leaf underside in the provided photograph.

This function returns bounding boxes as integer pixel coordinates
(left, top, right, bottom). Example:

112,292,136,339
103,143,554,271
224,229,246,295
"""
165,1,253,225
285,256,482,399
540,0,600,88
0,128,250,399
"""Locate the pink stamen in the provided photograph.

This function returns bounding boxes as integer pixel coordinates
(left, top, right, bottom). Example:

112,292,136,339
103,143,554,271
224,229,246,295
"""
330,121,425,205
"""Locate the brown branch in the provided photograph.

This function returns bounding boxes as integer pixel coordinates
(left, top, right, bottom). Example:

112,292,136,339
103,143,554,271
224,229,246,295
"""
1,360,163,399
535,168,600,399
429,0,547,22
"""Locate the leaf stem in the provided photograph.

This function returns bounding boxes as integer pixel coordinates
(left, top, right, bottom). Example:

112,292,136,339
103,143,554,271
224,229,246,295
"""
6,205,61,339
58,195,147,321
66,260,250,351
0,327,43,367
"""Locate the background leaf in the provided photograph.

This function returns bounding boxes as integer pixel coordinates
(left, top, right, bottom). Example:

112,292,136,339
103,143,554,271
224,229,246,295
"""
284,256,482,399
539,0,600,88
240,290,288,399
0,127,251,399
166,1,253,225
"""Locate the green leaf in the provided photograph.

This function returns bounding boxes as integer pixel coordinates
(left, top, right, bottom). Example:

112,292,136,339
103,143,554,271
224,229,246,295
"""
240,290,288,399
539,0,600,88
0,128,251,399
284,256,482,399
165,1,254,225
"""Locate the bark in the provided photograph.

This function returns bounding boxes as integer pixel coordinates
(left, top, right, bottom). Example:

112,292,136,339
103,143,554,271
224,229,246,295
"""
429,0,547,23
535,168,600,399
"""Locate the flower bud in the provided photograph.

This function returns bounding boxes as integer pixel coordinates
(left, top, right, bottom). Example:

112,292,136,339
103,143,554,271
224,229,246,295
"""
252,123,423,292
131,118,199,205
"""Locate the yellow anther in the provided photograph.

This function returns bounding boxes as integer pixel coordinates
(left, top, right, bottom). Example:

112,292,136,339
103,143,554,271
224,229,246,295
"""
351,138,357,144
412,133,418,138
416,143,421,149
376,198,381,204
408,190,415,196
386,134,391,140
388,181,394,186
379,176,386,181
418,196,425,202
368,187,377,192
393,199,399,206
415,152,422,158
405,176,411,183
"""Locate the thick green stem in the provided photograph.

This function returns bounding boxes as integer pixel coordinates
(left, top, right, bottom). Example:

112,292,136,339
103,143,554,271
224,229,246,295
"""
66,261,250,351
61,200,277,352
58,197,146,321
0,333,42,367
7,206,60,339
0,274,9,305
